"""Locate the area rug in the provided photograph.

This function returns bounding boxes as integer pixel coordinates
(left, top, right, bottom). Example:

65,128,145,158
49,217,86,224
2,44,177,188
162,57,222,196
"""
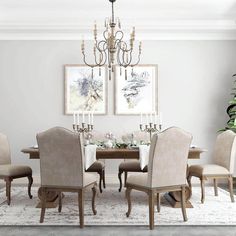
0,186,235,225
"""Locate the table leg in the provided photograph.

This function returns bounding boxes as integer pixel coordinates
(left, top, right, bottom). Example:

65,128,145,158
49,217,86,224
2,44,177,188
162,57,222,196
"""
36,187,60,208
165,164,193,208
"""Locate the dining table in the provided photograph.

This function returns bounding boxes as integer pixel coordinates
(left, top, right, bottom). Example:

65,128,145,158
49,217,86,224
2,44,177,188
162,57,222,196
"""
21,146,206,208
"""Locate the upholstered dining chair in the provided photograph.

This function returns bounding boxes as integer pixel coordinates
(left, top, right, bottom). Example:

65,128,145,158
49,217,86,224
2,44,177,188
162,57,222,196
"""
37,127,97,227
118,161,147,192
86,131,106,193
118,131,149,192
188,130,236,204
86,161,105,193
125,127,192,230
0,132,33,205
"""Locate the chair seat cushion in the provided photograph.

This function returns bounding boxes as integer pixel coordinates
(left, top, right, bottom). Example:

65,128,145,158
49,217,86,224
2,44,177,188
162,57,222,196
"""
86,161,105,172
83,173,97,187
189,164,229,177
119,160,148,172
0,164,32,177
126,173,148,187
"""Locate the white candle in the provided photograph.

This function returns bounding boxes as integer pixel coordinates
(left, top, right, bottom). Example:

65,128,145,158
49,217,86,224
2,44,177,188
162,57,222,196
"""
77,112,80,125
154,112,157,124
73,112,76,124
88,112,91,124
159,112,163,125
140,113,143,124
145,113,148,124
150,113,153,123
82,111,85,123
91,111,94,125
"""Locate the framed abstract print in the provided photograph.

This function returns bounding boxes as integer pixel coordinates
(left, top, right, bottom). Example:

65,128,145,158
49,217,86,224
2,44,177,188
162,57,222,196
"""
115,65,158,115
64,65,107,115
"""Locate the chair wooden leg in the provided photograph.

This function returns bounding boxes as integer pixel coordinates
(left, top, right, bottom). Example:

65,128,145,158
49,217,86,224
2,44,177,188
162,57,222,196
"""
228,176,234,203
213,178,218,196
40,188,46,223
5,177,12,205
102,169,106,189
126,187,132,217
200,178,205,204
92,184,97,215
187,175,192,191
118,170,123,192
27,175,33,199
58,192,62,213
148,190,155,230
98,171,103,193
78,189,84,228
124,171,128,187
180,186,188,222
157,193,161,213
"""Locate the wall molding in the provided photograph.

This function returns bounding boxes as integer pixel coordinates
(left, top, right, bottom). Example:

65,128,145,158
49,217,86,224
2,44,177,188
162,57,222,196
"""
0,22,236,40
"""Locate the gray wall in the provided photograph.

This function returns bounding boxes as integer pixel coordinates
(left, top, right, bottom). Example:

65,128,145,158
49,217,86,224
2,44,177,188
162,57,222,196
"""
0,40,236,182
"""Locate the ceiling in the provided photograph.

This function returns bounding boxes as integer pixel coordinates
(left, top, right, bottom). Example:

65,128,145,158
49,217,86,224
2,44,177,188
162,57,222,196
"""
0,0,236,40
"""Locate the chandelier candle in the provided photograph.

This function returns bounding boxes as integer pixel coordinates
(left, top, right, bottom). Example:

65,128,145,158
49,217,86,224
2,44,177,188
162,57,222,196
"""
81,0,142,80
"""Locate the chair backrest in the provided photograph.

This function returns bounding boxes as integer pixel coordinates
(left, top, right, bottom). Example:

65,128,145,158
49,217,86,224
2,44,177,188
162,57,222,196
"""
37,127,84,188
147,127,192,188
0,132,11,165
213,130,236,174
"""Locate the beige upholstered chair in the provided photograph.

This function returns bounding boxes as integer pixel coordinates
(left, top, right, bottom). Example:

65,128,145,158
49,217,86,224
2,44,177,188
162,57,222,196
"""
188,130,236,204
0,132,33,205
118,161,147,192
125,127,192,229
87,131,106,193
86,161,105,193
118,131,149,192
37,127,97,227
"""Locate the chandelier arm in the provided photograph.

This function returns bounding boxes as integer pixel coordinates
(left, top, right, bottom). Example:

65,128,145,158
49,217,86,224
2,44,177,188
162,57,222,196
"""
130,49,141,67
114,30,124,46
82,52,96,68
116,42,123,66
97,40,108,51
103,30,109,41
98,48,108,67
119,41,132,53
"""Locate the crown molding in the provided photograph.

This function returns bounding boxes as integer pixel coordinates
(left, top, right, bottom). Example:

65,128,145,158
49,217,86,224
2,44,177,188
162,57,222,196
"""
0,20,236,40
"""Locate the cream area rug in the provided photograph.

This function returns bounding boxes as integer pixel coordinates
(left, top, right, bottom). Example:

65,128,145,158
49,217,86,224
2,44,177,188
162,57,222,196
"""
0,186,235,225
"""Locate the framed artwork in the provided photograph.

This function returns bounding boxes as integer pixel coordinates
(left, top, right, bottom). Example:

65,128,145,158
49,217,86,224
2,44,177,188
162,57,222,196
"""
64,65,107,115
115,65,158,115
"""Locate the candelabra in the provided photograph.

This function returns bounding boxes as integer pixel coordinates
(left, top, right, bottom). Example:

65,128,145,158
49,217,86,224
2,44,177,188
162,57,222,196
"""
72,123,94,134
140,123,162,142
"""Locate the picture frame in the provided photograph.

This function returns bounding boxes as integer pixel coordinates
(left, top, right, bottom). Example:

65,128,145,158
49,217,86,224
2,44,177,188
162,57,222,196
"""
64,65,107,115
114,65,158,115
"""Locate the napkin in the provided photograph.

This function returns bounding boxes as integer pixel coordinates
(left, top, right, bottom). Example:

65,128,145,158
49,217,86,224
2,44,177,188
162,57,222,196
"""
84,145,97,170
139,145,150,170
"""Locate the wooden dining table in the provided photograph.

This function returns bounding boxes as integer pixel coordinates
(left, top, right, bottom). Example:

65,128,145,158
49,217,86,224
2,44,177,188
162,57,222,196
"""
22,146,204,160
21,146,206,208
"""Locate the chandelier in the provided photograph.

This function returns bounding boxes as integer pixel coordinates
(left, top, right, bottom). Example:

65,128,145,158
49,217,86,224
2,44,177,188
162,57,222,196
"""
81,0,142,80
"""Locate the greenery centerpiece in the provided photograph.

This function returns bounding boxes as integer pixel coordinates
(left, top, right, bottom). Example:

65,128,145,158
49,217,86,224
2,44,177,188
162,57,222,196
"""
221,74,236,132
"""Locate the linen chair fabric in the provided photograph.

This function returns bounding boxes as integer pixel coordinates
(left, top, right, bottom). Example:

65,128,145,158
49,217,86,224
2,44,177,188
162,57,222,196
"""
0,132,33,205
118,160,147,192
188,130,236,203
125,127,192,229
37,127,97,227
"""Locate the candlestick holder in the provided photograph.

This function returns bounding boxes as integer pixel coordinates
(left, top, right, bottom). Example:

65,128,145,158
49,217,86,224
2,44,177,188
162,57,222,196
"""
72,123,94,134
140,123,162,142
